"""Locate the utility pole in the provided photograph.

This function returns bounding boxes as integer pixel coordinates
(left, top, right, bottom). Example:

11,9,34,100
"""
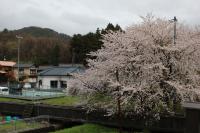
116,68,122,133
16,35,23,82
172,16,177,45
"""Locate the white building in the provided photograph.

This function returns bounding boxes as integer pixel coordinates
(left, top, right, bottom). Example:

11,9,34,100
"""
37,66,84,89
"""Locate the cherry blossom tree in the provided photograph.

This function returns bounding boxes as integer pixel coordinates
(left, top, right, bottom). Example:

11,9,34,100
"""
77,15,200,119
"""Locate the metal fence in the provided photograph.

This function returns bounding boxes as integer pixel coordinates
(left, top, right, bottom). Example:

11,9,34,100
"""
0,115,50,133
0,88,65,100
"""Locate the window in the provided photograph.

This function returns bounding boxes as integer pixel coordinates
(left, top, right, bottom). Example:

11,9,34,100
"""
60,81,67,88
50,80,58,88
30,69,36,75
2,89,8,92
19,68,24,75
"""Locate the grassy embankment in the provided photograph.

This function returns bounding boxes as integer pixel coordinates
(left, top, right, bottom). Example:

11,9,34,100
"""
51,124,147,133
52,124,119,133
0,96,80,106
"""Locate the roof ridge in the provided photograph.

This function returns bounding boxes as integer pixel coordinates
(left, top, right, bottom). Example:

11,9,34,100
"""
38,67,53,75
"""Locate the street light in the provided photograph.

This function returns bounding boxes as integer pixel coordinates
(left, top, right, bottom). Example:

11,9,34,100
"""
170,16,178,45
16,35,23,82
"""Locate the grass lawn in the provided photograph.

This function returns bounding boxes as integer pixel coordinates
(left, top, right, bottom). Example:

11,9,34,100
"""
0,96,81,106
52,124,119,133
0,121,42,133
0,97,25,103
52,124,146,133
40,96,80,106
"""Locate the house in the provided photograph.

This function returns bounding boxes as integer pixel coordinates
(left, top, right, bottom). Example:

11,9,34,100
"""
0,61,16,83
37,66,84,89
13,64,37,87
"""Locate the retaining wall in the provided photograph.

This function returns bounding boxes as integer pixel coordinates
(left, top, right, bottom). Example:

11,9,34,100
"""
0,102,185,133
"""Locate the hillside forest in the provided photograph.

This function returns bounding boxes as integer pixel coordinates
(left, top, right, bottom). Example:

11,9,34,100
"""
0,23,122,66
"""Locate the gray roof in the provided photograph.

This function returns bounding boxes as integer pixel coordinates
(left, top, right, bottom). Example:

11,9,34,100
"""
38,66,84,76
38,66,54,71
38,64,84,71
14,64,35,68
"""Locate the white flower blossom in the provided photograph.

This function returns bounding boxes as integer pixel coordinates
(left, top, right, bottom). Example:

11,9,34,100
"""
77,15,200,119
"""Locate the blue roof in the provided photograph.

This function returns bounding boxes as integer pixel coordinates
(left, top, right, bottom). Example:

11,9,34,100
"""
38,66,84,76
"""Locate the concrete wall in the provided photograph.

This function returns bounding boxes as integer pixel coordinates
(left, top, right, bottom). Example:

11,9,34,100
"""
37,76,75,89
0,102,185,133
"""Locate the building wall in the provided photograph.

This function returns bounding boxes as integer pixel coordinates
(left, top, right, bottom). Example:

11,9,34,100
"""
37,76,74,89
0,66,12,72
14,68,30,76
0,66,15,83
24,68,30,75
13,68,37,83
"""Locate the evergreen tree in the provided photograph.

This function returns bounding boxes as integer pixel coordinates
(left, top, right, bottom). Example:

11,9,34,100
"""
2,28,9,33
51,44,60,66
71,23,122,64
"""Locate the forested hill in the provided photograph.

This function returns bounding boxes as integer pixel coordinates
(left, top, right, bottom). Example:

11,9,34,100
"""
0,23,122,66
14,26,71,41
0,27,72,66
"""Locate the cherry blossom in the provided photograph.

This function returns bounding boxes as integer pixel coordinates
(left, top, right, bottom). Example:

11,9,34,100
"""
77,15,200,119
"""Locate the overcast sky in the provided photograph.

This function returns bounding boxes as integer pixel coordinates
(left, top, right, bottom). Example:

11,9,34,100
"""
0,0,200,35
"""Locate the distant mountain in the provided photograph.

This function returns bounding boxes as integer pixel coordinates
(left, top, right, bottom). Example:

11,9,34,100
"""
0,26,72,65
13,26,71,41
